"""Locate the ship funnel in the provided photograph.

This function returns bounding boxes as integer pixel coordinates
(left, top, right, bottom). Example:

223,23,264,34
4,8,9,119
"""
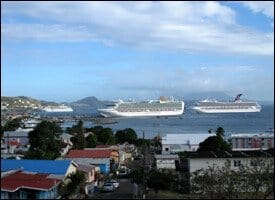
234,94,242,102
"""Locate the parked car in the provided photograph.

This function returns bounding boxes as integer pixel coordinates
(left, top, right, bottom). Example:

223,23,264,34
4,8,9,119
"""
101,183,115,192
106,179,119,189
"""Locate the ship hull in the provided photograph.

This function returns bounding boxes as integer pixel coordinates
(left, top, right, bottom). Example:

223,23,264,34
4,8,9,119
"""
192,107,261,113
98,109,184,117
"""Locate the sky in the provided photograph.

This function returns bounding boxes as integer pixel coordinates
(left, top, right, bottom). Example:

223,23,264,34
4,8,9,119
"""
1,1,274,102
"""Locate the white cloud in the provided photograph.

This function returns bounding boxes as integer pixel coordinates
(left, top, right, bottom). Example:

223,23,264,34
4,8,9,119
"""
1,1,274,55
242,1,274,18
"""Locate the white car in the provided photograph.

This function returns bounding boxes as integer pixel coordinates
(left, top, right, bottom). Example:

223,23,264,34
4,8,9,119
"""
106,180,119,189
101,183,115,192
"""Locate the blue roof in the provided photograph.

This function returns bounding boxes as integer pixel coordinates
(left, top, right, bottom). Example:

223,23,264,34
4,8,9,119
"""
1,159,73,175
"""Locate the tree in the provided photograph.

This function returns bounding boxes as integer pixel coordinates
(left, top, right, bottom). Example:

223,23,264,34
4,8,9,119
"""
115,128,138,144
85,134,97,148
147,170,174,195
25,120,61,160
190,158,274,199
3,118,21,131
96,128,115,145
70,120,85,149
197,127,231,152
59,171,86,199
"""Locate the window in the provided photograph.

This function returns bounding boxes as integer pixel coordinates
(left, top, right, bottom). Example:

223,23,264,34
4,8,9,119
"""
165,147,169,151
234,160,241,167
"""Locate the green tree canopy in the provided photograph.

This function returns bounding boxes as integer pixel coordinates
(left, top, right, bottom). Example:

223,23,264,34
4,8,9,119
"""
3,118,21,131
147,170,174,192
197,127,231,152
96,127,115,145
70,120,85,150
25,120,61,160
115,128,138,144
85,134,97,148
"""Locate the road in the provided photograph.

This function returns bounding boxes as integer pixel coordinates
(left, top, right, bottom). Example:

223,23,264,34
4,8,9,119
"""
93,178,134,199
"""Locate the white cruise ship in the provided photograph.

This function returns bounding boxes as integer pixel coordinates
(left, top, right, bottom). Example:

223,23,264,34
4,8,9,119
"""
42,104,73,112
192,94,261,113
98,96,184,117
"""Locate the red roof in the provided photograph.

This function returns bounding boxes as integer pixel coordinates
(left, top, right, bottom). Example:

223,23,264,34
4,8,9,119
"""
66,149,112,158
1,171,61,192
9,141,21,147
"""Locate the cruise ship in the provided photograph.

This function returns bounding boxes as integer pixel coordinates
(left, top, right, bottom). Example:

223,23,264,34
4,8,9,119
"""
192,94,261,113
42,104,73,112
98,96,184,117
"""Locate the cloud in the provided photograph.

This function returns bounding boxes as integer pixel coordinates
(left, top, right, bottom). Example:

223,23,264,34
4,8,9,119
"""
81,64,273,101
1,1,274,56
242,1,274,18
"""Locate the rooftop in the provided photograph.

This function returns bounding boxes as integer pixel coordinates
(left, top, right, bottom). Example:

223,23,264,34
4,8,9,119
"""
1,171,61,192
66,149,112,158
180,149,274,158
1,159,75,175
155,154,179,160
77,163,96,172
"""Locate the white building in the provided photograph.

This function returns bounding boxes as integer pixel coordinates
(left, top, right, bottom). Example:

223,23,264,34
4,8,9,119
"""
162,133,215,154
229,133,274,150
155,154,179,170
177,149,274,174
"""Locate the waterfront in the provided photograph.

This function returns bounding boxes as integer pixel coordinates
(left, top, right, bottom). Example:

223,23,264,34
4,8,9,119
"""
38,102,274,139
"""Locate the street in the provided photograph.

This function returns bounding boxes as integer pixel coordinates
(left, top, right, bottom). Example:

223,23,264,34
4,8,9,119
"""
93,178,134,199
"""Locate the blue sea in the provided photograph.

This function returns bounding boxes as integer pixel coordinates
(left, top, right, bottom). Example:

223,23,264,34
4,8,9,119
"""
39,101,274,139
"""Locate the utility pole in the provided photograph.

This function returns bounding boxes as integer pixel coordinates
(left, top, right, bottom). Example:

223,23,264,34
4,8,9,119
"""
142,130,146,199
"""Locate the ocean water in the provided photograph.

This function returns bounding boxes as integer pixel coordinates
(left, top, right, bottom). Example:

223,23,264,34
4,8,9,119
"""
40,102,274,139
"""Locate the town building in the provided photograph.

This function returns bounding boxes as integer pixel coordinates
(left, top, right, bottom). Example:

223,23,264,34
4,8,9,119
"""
1,170,61,199
162,133,215,154
64,149,114,174
176,149,274,185
229,133,274,150
1,159,77,179
155,154,179,170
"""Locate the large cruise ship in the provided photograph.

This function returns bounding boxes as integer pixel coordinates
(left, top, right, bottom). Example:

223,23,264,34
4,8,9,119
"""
42,104,73,112
192,94,261,113
98,96,184,117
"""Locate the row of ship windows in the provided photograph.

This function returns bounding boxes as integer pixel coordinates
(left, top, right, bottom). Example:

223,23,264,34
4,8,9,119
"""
202,106,253,109
117,108,181,112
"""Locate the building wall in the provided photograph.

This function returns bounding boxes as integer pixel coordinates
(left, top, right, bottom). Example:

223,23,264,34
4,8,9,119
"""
188,157,272,174
156,159,176,169
65,162,77,176
65,158,110,174
230,135,274,150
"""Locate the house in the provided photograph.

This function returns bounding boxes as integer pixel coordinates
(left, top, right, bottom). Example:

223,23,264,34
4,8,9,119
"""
3,131,30,148
229,133,274,150
77,163,98,195
1,170,61,199
155,154,179,170
65,149,113,174
162,133,215,154
86,145,120,163
1,159,78,179
177,149,274,178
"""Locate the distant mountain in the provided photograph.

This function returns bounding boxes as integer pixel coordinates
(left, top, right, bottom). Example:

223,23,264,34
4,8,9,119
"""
1,96,42,109
184,91,232,101
70,96,107,108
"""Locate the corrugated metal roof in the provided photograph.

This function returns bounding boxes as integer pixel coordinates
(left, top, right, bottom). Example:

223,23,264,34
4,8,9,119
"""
1,159,73,175
66,149,112,158
1,171,61,192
